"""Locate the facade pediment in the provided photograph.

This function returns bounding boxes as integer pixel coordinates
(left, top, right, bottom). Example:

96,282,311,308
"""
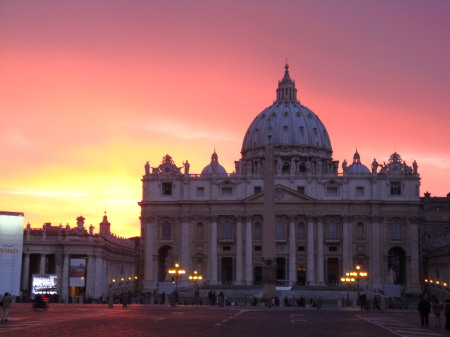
243,184,316,203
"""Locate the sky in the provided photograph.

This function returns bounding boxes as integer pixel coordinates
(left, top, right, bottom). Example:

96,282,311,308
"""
1,0,449,238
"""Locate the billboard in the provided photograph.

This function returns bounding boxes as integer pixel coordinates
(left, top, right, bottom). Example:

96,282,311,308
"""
0,211,24,296
69,258,86,287
32,274,58,295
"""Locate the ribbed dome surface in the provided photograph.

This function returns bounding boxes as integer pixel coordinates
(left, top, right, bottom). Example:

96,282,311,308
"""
241,65,332,162
346,162,370,174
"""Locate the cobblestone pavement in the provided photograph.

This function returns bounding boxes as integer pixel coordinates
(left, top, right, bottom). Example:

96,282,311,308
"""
1,304,450,337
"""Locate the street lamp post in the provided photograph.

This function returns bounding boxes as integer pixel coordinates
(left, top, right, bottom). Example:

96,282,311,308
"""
168,263,185,306
189,271,203,305
341,265,368,308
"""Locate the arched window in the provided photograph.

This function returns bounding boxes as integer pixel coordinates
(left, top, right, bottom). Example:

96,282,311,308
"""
276,221,285,240
223,221,232,238
162,222,171,238
254,222,262,240
328,222,337,238
357,222,364,238
391,223,401,240
297,222,305,239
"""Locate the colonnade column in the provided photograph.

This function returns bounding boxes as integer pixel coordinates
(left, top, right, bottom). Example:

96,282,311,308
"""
144,216,155,289
210,216,218,284
288,216,296,285
21,253,30,292
342,216,350,274
317,216,324,285
181,216,190,275
235,216,243,284
39,254,46,274
245,215,253,284
370,216,382,289
306,216,315,285
86,255,95,299
94,256,104,298
409,216,421,292
61,253,70,303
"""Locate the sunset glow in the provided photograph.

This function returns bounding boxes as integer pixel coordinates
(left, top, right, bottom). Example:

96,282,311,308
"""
1,1,449,237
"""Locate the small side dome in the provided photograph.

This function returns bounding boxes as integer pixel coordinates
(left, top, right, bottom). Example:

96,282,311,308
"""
346,150,370,174
201,150,227,175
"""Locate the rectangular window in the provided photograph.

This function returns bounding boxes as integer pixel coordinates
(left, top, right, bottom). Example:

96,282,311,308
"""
254,186,262,194
254,223,262,240
390,182,401,195
356,186,364,196
298,246,305,251
329,246,337,252
297,186,305,194
297,224,305,239
196,187,205,197
276,244,285,252
326,186,338,195
222,187,233,196
162,183,172,195
254,245,262,251
223,246,231,251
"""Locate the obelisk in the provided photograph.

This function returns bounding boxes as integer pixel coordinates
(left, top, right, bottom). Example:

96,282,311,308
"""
261,120,277,305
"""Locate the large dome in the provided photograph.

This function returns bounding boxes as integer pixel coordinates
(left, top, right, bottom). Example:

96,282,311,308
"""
241,64,332,162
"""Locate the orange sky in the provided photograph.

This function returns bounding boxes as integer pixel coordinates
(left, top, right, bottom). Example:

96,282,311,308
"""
1,1,449,238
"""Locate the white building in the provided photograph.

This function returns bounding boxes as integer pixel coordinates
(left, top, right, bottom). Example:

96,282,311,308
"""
140,64,422,293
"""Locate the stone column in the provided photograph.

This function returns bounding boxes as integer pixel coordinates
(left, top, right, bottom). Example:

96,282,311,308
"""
181,216,190,273
235,216,243,284
317,216,324,285
22,253,30,292
94,256,104,298
61,254,70,303
210,216,218,284
288,216,296,285
39,254,46,274
245,215,253,284
144,216,155,290
370,216,382,289
306,216,315,285
86,255,95,299
409,216,421,292
342,216,350,274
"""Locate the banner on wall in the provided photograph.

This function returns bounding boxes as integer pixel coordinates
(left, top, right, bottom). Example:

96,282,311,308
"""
69,258,86,287
32,274,58,294
0,211,24,296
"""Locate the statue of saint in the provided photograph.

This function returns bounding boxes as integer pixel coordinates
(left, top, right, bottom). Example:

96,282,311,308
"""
371,159,379,174
413,160,418,174
342,159,348,173
183,160,190,175
387,268,396,284
145,161,150,175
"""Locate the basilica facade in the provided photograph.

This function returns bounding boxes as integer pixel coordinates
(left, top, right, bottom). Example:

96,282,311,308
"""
139,65,422,293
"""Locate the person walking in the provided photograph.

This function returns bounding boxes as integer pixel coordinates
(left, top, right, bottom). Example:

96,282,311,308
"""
432,299,442,329
444,299,450,330
1,292,12,322
417,296,432,327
